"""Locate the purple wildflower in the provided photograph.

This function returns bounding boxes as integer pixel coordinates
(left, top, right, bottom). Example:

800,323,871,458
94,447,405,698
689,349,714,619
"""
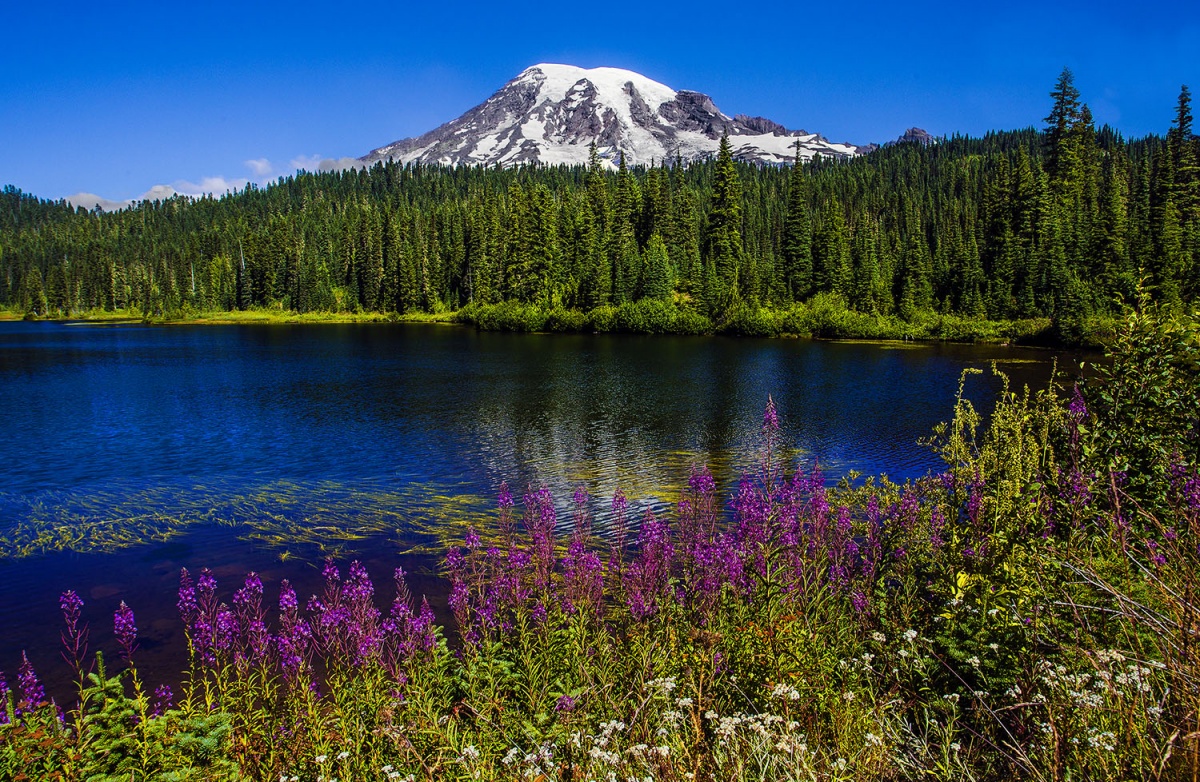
688,466,717,497
176,568,197,624
17,653,44,710
624,510,674,620
762,395,779,434
114,601,138,660
562,539,604,619
555,694,577,712
930,505,947,550
152,684,173,716
851,591,868,614
60,590,88,670
1068,384,1088,421
1146,539,1167,567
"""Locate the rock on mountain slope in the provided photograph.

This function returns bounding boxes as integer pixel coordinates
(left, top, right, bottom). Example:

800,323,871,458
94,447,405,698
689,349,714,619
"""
361,64,871,169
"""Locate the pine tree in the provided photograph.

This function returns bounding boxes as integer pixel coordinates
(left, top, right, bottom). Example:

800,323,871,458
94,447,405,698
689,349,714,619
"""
1045,67,1082,180
641,233,673,301
703,134,744,316
780,143,813,303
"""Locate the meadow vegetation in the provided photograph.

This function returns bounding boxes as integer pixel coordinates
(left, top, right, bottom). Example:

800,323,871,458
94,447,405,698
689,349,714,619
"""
1,303,1196,781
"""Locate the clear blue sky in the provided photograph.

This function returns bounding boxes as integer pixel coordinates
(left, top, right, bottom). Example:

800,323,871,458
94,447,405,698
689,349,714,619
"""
3,0,1197,204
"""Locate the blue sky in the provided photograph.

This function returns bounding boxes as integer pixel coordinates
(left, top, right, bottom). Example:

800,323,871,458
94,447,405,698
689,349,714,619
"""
3,0,1198,205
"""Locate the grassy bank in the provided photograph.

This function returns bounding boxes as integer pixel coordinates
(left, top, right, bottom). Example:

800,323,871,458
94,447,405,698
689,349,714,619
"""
456,295,1115,346
2,307,460,326
6,296,1118,346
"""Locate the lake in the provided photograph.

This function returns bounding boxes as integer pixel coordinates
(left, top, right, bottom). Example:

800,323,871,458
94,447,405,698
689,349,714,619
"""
0,320,1073,695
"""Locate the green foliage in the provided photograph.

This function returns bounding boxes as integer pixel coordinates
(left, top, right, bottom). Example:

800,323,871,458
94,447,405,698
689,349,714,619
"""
1082,299,1200,503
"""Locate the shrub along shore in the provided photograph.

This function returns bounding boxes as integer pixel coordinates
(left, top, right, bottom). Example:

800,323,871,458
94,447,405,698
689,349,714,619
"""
4,295,1117,347
0,305,1195,780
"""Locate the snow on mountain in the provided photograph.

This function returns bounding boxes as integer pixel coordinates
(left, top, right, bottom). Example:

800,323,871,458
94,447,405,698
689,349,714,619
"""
361,64,870,169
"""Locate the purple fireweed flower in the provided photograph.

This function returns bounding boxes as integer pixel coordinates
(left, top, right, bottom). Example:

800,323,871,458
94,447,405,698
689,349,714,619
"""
1146,539,1167,567
624,510,674,620
0,676,9,725
415,598,436,652
277,620,312,683
233,573,268,659
497,481,516,543
965,473,985,528
464,527,481,550
555,694,577,712
851,590,868,614
392,568,413,616
896,491,919,532
762,396,779,434
611,487,629,515
572,486,591,538
688,466,716,497
196,569,217,610
214,606,237,654
114,601,138,660
611,487,630,561
930,505,947,550
761,398,780,487
17,653,44,710
525,486,558,590
177,568,197,625
279,580,299,620
152,684,173,717
233,573,264,615
322,559,340,584
448,581,469,628
1068,384,1088,421
562,539,604,618
60,590,88,669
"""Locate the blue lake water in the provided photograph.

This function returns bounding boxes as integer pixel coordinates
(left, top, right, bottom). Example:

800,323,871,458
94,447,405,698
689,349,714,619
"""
0,320,1074,694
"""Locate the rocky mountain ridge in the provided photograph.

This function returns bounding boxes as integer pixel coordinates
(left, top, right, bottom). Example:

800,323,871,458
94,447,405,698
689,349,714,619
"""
362,64,877,169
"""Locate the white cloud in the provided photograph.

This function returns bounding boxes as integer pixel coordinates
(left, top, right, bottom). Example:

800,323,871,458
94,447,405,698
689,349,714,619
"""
290,154,364,174
65,192,132,212
244,158,273,177
140,184,181,201
66,152,369,212
167,177,250,197
289,154,324,172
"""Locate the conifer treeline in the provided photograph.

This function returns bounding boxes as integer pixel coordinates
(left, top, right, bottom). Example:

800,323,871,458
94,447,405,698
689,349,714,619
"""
2,71,1197,329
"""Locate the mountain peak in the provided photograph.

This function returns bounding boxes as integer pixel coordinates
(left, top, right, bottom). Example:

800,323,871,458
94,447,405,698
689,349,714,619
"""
362,64,869,169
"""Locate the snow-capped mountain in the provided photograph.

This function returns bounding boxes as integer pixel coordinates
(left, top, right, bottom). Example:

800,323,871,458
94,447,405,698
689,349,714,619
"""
361,64,872,169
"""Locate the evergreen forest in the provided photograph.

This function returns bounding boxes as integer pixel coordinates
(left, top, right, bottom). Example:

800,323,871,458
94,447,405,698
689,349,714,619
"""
2,70,1197,344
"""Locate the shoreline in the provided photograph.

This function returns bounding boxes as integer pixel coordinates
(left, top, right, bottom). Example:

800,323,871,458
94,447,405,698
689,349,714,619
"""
1,305,1111,348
